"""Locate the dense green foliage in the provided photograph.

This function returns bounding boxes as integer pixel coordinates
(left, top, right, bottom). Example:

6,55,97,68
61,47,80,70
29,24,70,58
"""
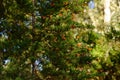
0,0,120,80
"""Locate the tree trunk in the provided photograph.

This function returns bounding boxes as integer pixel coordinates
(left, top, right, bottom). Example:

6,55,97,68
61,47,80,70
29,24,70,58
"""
104,0,111,24
104,0,111,33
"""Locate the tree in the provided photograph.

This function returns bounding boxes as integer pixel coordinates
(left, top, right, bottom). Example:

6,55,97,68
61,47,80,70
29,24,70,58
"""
0,0,120,80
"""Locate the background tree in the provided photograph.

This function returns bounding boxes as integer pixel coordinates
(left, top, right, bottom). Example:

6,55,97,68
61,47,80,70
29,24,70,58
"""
0,0,120,80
